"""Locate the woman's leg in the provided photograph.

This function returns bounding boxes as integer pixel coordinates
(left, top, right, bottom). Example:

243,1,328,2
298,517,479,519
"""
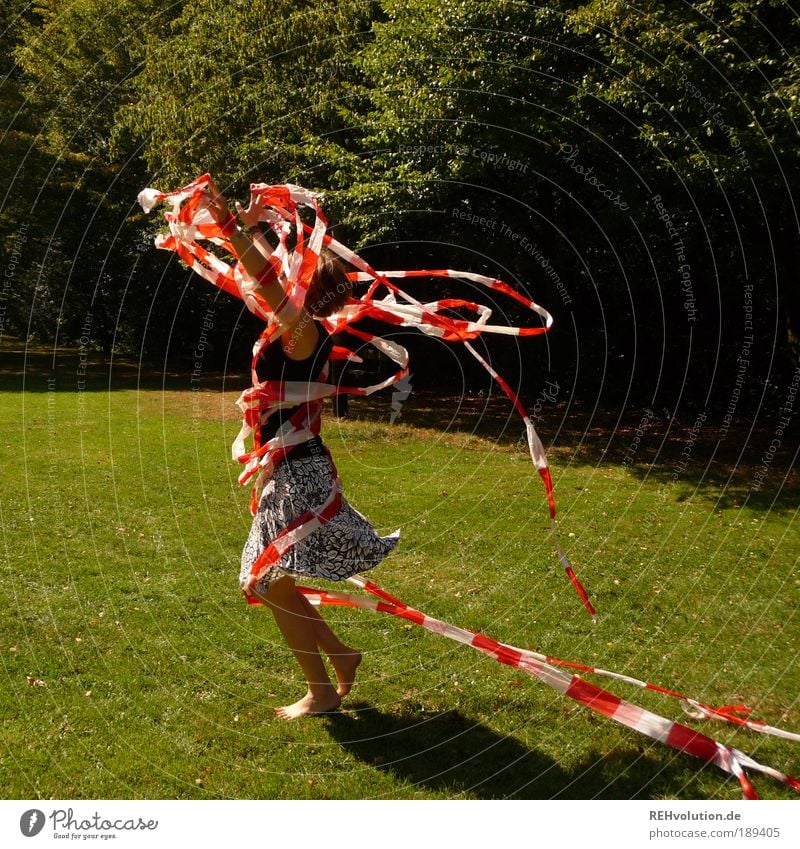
258,575,341,719
295,591,362,697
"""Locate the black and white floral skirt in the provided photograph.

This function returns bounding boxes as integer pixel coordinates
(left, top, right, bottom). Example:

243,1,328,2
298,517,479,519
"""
240,447,399,596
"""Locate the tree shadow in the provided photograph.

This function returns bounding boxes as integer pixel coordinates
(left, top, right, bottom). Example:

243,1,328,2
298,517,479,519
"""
622,457,799,514
0,343,247,393
5,343,795,513
346,391,799,514
323,703,726,799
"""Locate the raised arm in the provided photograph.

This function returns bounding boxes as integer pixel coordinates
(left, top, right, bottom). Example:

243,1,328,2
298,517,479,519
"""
203,179,319,359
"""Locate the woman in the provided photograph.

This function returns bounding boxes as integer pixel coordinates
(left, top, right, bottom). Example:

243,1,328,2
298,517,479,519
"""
203,179,398,719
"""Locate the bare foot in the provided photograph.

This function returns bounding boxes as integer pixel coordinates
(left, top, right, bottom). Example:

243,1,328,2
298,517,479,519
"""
274,690,341,720
330,650,362,697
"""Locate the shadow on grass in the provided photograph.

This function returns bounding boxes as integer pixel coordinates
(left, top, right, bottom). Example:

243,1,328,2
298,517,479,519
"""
5,342,796,513
324,703,719,799
0,344,245,394
345,392,799,515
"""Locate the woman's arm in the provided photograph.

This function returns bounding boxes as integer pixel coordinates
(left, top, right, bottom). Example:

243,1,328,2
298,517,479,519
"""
203,179,319,360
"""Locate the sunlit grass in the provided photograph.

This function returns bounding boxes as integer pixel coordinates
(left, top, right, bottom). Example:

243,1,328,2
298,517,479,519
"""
1,349,798,799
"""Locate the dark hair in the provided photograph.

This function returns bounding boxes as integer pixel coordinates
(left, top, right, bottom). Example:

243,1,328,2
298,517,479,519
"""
306,247,352,317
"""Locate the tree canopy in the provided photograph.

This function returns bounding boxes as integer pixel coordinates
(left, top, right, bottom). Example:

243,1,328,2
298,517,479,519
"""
2,0,798,410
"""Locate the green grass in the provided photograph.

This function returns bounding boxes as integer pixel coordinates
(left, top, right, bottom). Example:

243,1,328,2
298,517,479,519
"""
1,344,798,799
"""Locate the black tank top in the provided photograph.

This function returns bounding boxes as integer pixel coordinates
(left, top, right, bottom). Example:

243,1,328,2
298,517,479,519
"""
255,326,334,450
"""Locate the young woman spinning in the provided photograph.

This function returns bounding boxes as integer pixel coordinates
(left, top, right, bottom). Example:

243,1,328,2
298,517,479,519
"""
202,179,398,719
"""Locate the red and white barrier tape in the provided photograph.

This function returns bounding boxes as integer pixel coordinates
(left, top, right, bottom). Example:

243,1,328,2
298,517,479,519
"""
138,176,798,796
298,576,799,800
138,176,594,617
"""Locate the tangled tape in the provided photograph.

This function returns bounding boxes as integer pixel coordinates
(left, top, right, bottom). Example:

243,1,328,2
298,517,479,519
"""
139,175,798,797
139,174,592,616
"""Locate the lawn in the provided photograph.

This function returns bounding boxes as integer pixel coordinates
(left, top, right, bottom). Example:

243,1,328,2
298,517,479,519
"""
1,343,798,799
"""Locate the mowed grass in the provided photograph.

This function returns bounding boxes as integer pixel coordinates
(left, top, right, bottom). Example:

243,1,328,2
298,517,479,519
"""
1,347,798,799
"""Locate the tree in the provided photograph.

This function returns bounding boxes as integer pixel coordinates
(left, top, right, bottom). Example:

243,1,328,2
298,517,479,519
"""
6,0,797,404
565,0,800,405
1,0,53,343
346,1,641,395
6,0,240,363
124,0,376,192
344,0,800,404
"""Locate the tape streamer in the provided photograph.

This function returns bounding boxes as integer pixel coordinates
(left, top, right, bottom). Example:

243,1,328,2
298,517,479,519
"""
138,175,594,616
300,576,799,801
139,177,799,797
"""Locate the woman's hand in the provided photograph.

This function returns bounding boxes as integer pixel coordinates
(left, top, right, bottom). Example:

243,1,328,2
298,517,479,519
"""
240,572,261,598
235,196,266,233
202,177,233,227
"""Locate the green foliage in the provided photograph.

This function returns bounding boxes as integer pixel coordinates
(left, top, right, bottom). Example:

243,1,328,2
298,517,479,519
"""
2,0,799,396
0,1,48,337
567,0,800,178
351,3,573,233
3,0,181,352
3,2,799,803
124,0,376,191
563,0,800,380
